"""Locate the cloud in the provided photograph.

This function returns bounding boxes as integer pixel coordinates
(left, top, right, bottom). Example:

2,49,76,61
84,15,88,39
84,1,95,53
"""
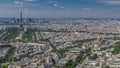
53,4,64,9
47,0,57,4
98,0,120,5
61,6,64,9
83,8,91,10
14,1,23,5
35,4,39,7
24,0,37,2
53,3,58,7
106,0,120,5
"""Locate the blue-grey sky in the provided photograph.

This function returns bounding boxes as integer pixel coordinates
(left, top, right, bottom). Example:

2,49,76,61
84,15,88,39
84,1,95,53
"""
0,0,120,18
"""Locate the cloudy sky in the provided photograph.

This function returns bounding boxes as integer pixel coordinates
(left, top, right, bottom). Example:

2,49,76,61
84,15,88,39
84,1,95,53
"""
0,0,120,18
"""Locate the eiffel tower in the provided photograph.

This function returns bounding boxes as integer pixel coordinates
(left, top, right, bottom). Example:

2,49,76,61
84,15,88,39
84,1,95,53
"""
18,12,24,40
18,12,24,33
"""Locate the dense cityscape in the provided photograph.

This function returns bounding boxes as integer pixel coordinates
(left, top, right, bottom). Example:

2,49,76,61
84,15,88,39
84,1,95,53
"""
1,0,120,68
0,12,120,68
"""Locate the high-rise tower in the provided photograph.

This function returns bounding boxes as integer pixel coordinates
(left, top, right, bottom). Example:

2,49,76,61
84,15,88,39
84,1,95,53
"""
18,12,24,32
20,12,23,25
18,12,24,40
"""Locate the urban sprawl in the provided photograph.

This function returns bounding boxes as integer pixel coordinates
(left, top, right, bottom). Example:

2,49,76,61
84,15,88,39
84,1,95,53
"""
0,15,120,68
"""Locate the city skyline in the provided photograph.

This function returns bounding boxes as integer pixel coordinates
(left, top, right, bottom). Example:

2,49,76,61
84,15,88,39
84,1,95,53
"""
1,1,120,67
0,0,120,18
